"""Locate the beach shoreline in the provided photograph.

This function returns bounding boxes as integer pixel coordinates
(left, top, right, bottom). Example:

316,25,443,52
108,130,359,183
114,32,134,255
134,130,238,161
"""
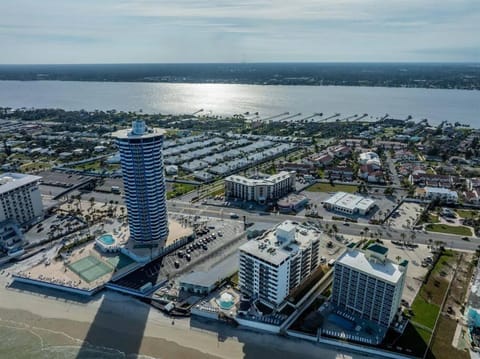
0,272,365,359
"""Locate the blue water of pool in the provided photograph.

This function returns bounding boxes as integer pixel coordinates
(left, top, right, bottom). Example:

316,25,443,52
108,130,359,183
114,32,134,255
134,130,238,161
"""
99,234,115,245
328,313,355,331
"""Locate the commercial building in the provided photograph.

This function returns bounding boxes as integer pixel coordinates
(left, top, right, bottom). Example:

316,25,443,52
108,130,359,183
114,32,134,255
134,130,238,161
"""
238,221,322,307
224,171,295,204
331,244,407,327
323,192,375,216
112,121,169,245
0,173,43,226
277,194,309,213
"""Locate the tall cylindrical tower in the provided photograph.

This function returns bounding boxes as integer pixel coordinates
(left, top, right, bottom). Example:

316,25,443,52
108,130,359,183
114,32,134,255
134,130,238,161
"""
112,121,168,245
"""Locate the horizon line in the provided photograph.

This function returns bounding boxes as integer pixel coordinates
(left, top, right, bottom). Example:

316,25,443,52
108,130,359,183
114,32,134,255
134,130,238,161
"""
0,61,479,66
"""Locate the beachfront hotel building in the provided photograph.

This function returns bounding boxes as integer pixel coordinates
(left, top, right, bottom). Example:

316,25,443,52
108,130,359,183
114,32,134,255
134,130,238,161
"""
0,173,43,226
238,220,322,307
112,121,169,245
224,171,295,204
331,244,407,327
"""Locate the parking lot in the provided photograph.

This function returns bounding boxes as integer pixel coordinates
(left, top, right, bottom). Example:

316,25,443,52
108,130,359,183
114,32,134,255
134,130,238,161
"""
112,215,244,291
23,212,87,246
384,242,432,305
165,215,244,273
388,202,424,230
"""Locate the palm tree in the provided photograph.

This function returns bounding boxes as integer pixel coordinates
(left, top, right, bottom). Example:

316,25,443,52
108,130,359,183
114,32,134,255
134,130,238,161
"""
407,232,415,247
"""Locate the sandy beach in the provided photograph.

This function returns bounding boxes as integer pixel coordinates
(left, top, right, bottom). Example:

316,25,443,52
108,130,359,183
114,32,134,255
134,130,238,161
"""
0,271,369,359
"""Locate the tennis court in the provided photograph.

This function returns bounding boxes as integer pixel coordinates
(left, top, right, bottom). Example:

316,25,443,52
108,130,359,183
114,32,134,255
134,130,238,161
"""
68,255,113,283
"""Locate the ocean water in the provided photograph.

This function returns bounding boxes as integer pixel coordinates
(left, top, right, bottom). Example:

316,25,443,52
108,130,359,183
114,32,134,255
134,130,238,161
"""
0,81,479,126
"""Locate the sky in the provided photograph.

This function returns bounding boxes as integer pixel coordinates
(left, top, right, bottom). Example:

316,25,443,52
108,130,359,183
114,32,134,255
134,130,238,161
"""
0,0,479,64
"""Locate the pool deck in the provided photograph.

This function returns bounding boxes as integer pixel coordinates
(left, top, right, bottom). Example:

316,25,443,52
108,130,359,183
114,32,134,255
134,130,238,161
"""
317,302,387,345
121,219,193,261
15,241,137,292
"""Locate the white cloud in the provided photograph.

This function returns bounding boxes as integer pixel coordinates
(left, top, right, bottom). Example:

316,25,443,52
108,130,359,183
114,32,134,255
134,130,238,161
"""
0,0,478,63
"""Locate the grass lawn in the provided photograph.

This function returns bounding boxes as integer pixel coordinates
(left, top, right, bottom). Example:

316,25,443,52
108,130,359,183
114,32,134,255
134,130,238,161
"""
425,223,472,236
410,251,455,330
414,325,432,344
73,161,120,172
387,323,429,358
430,315,470,359
456,209,479,219
428,213,440,223
20,161,51,172
306,182,358,193
410,297,440,329
418,212,440,225
167,183,196,199
73,161,101,171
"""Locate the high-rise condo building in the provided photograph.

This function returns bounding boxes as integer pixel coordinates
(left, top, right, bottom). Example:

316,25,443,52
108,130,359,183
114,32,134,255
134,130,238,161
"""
331,244,408,327
112,121,168,245
239,220,322,307
0,173,43,226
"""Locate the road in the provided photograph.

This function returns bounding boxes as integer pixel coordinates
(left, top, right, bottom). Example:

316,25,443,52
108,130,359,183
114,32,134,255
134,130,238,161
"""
385,152,401,187
169,200,479,252
49,190,479,253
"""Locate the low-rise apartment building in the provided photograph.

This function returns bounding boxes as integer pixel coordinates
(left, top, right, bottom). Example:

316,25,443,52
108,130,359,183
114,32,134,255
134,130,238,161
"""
224,171,295,204
416,186,458,204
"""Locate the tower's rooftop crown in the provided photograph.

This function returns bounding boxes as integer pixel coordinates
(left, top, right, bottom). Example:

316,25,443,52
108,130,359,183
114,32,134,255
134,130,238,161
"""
112,121,165,140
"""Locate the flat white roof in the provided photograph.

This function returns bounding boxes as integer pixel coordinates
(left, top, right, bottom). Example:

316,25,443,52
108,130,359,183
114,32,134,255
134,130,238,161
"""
226,171,293,186
324,192,375,211
337,250,404,284
0,173,41,195
425,187,458,196
240,220,321,266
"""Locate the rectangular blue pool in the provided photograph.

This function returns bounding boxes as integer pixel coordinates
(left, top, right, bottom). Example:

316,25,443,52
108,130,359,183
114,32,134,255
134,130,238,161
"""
327,313,355,331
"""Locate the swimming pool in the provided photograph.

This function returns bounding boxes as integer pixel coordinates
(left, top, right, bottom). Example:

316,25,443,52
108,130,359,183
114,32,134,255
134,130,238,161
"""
216,292,235,310
98,234,115,246
328,313,355,331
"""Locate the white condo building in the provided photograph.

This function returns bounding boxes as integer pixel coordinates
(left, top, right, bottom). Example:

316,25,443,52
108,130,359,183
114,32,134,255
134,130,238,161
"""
0,173,43,226
225,171,295,204
239,221,322,307
112,121,169,245
332,244,407,327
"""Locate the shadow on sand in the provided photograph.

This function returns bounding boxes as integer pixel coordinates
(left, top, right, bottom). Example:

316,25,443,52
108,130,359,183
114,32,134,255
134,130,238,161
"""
74,255,166,358
190,316,345,359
